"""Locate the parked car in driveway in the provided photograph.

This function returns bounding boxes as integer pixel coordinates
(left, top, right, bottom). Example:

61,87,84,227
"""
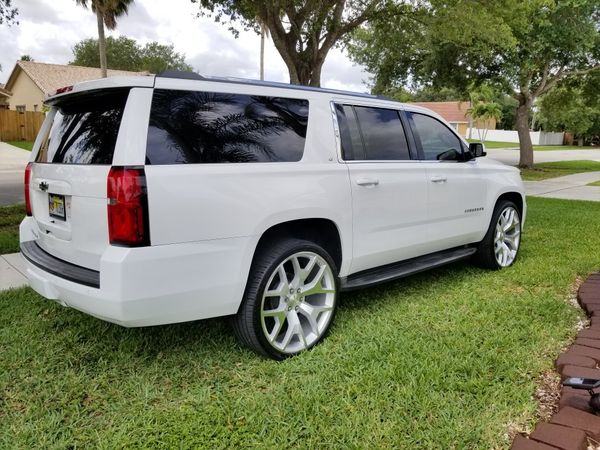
20,71,526,359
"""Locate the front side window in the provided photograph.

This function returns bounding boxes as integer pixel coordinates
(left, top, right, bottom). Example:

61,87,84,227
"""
36,89,128,164
408,112,464,161
335,104,410,161
146,90,309,164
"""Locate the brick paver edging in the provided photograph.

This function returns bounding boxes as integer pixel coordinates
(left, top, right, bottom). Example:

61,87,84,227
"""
511,273,600,449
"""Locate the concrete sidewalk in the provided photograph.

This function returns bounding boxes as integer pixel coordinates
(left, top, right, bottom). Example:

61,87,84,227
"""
0,141,32,206
0,253,27,290
525,171,600,202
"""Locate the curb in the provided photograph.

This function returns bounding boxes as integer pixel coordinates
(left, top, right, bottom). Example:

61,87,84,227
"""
511,273,600,449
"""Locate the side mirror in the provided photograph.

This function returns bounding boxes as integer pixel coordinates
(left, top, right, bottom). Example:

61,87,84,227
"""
469,142,487,158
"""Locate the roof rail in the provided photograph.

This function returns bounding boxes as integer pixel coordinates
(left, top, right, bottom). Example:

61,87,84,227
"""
156,70,206,81
155,70,380,100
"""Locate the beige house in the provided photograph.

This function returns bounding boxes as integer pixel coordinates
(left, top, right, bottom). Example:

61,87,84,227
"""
409,101,496,138
2,61,149,111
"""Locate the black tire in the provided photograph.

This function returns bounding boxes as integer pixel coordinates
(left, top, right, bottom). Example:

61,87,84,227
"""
232,238,339,360
475,200,522,270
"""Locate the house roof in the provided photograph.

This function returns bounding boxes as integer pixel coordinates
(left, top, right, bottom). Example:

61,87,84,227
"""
409,101,470,123
4,61,149,96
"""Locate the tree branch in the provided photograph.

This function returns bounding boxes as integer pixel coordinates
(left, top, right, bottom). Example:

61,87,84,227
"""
537,64,600,97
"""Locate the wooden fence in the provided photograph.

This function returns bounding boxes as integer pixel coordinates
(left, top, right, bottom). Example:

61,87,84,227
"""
0,110,45,142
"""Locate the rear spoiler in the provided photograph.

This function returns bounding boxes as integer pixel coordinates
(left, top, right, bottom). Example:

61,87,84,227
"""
46,75,154,104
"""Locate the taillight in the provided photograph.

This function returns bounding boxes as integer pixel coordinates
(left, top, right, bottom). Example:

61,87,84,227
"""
107,167,150,247
24,162,33,216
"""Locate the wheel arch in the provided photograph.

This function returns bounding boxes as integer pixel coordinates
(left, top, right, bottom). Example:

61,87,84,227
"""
252,218,344,274
495,191,524,216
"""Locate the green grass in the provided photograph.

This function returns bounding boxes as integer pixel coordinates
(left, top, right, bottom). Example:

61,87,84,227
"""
0,204,25,254
533,145,596,151
1,197,599,448
588,181,600,187
468,139,597,151
520,160,600,181
4,140,34,151
468,139,519,148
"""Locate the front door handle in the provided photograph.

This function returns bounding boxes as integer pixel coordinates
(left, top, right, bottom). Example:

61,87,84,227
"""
356,177,380,187
430,176,447,183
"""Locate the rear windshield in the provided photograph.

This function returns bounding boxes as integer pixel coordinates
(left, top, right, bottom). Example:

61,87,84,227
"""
36,89,129,164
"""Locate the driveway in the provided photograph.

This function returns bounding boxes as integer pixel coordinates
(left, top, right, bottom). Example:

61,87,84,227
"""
0,142,31,206
486,148,600,165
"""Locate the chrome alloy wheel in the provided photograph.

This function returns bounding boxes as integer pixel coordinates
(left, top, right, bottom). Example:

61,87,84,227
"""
494,206,521,267
260,251,336,354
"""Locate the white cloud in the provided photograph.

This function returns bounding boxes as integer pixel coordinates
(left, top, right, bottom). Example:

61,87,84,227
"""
1,0,371,92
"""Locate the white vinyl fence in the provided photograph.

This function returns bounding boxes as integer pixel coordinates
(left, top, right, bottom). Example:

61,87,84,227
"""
468,128,564,145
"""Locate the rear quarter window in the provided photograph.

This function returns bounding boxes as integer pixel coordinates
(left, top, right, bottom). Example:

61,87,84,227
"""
36,89,129,164
146,90,309,164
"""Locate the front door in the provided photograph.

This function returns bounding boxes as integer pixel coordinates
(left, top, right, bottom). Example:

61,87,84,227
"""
406,111,488,251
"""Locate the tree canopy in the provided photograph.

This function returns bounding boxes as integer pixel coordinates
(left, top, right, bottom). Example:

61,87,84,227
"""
537,72,600,145
348,0,600,167
71,36,193,73
192,0,389,86
0,0,17,26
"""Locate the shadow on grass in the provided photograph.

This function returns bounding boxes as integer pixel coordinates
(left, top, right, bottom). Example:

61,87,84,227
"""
28,258,483,366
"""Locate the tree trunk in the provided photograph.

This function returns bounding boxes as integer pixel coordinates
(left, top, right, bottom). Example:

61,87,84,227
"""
96,10,108,78
578,137,584,147
516,95,534,168
287,58,325,87
259,24,265,81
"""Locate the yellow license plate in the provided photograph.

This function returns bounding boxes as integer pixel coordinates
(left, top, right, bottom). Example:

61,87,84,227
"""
48,194,66,220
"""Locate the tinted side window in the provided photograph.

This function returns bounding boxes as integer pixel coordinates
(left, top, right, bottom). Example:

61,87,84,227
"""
36,89,128,164
146,90,309,164
409,112,463,161
354,106,410,160
335,104,364,160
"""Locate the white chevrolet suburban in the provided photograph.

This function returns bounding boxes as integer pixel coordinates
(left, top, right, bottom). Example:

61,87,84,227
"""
20,71,525,359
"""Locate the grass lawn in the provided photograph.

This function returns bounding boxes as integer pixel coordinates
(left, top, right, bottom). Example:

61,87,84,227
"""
468,139,519,148
519,160,600,181
588,181,600,187
0,204,25,254
4,140,34,151
467,139,596,151
1,197,599,448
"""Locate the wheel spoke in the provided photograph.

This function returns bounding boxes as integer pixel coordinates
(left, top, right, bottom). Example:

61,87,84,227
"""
301,265,334,297
503,209,514,231
501,243,511,266
300,255,318,283
298,302,333,334
262,308,287,342
280,311,303,349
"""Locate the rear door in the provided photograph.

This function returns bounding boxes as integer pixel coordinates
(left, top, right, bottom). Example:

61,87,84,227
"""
334,103,430,274
28,88,136,270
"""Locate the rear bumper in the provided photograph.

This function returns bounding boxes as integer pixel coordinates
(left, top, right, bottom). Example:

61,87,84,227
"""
20,219,255,327
21,241,100,288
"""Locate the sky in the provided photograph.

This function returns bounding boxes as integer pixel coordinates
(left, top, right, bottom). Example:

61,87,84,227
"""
0,0,372,92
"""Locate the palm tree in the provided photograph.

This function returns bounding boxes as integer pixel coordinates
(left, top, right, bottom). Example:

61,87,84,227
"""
467,85,503,144
75,0,133,78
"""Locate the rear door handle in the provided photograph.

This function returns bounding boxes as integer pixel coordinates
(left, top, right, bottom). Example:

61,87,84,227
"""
356,177,379,187
430,176,447,183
